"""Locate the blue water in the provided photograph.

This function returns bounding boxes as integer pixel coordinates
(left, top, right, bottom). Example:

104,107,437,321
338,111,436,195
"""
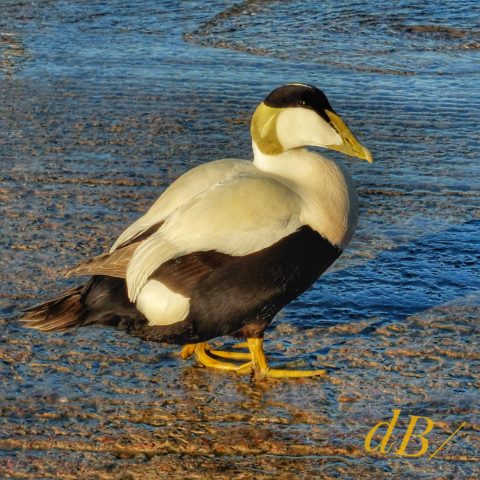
2,0,479,312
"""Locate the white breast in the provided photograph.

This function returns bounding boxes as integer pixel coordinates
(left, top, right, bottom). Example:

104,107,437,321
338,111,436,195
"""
253,143,358,249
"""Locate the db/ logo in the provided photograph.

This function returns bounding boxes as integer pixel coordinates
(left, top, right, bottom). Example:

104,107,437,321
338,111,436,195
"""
365,409,466,459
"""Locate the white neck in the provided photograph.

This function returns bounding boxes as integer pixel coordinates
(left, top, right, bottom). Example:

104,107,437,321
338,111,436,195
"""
252,141,358,249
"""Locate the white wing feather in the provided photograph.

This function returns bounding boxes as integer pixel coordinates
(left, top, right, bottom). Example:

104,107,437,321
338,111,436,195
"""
126,175,303,301
110,159,252,252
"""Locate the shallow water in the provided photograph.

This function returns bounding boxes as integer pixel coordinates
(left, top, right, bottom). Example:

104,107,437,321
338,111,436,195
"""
1,1,479,478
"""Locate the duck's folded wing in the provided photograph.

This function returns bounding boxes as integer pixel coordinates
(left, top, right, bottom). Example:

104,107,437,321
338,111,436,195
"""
66,242,138,278
110,159,251,252
126,175,303,302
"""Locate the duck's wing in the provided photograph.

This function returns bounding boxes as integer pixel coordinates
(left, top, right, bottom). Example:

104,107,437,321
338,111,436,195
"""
110,159,251,252
65,159,254,279
126,175,303,302
66,242,137,278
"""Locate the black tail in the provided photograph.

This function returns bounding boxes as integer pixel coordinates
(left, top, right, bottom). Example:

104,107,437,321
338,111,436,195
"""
21,276,145,333
21,285,87,332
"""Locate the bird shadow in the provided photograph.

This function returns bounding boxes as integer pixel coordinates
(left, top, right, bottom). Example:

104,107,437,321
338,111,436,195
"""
287,219,480,337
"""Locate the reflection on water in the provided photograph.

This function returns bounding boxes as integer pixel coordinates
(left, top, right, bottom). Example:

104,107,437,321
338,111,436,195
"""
0,0,479,478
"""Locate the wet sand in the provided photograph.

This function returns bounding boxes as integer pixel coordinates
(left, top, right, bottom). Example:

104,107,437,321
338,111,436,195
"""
1,1,479,478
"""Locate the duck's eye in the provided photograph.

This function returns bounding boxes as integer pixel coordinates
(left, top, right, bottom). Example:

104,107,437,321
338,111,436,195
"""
298,100,306,106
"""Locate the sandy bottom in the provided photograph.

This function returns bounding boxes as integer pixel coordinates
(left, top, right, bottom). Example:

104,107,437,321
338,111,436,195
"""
1,301,479,479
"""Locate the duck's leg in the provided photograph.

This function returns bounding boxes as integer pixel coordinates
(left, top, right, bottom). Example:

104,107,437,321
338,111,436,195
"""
181,339,326,378
244,338,327,379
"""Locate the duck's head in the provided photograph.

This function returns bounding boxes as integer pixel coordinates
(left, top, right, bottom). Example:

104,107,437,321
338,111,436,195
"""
251,83,373,163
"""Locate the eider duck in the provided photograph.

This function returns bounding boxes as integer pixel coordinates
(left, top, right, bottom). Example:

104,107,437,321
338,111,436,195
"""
22,84,372,379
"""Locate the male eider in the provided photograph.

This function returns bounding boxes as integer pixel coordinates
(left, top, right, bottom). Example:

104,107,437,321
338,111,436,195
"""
22,84,372,379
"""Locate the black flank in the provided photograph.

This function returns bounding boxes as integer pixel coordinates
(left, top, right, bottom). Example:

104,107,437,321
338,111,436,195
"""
138,226,340,344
